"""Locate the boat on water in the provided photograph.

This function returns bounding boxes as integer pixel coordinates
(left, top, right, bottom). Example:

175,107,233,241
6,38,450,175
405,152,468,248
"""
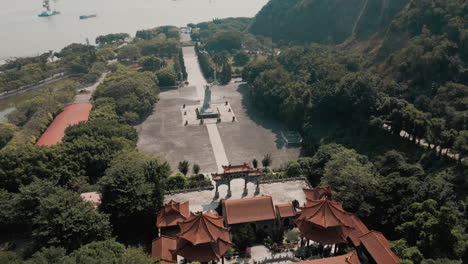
38,0,60,17
38,10,60,17
80,14,97,20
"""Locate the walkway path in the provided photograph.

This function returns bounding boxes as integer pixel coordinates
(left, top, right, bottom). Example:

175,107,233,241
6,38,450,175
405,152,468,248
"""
181,36,231,172
0,73,67,100
382,124,462,161
73,72,109,104
182,45,206,101
206,123,229,172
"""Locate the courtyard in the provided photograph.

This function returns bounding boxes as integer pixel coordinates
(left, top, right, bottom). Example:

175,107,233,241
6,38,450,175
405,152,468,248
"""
136,45,300,174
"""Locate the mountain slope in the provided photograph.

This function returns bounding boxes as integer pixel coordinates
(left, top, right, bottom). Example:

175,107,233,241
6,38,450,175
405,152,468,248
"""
249,0,407,44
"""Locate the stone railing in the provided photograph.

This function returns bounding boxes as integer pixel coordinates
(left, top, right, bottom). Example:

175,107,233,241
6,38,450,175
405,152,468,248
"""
260,176,312,188
164,185,214,195
254,254,300,264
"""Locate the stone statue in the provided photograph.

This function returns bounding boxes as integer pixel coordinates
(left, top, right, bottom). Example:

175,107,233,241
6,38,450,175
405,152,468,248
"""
200,84,212,113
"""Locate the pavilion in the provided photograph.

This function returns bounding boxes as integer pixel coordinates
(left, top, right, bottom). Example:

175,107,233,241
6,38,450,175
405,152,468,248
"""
295,198,353,246
174,210,233,262
156,200,191,235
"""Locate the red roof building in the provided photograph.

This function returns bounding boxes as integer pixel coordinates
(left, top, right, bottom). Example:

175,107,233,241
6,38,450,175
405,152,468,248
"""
359,231,400,264
222,196,276,225
275,203,297,218
295,199,353,245
347,214,370,247
157,200,191,228
151,236,177,263
291,250,360,264
36,103,93,146
175,211,233,262
303,185,332,202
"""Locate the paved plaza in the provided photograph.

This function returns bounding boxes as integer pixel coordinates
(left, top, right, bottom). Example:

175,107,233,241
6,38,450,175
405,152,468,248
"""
137,45,300,175
164,179,308,212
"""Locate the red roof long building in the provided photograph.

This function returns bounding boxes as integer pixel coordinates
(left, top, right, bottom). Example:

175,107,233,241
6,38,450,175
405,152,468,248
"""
36,103,92,146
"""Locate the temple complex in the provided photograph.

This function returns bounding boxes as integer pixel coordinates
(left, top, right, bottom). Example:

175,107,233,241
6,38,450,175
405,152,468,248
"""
152,184,400,264
212,163,262,197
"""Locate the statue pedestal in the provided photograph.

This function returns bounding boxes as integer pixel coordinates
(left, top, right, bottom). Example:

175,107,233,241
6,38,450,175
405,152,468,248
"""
196,107,220,119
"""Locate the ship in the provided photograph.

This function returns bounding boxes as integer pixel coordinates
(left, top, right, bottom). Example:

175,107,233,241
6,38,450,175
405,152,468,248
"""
79,14,97,20
38,10,60,17
38,0,60,17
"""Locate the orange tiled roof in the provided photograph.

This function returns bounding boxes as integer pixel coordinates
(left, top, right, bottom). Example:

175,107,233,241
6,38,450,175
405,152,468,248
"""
347,214,370,247
175,211,233,262
298,199,353,228
303,185,332,202
359,231,400,264
223,196,276,225
222,163,253,173
295,199,353,245
36,103,93,146
151,236,177,263
291,250,360,264
212,163,262,180
80,192,101,209
275,203,296,218
157,200,191,228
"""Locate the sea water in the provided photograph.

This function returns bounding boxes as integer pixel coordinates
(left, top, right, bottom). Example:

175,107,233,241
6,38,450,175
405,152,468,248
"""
0,0,268,61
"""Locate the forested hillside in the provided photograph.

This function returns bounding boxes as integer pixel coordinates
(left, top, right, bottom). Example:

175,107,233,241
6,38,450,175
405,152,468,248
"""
242,1,468,263
249,0,407,44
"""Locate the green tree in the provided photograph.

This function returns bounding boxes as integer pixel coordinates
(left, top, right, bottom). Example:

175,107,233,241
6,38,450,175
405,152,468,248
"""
93,71,159,124
233,51,249,66
0,252,23,264
232,224,255,251
32,188,111,251
453,130,468,162
285,160,301,178
63,240,125,264
27,247,67,264
397,199,467,260
321,148,378,217
166,173,187,189
0,122,18,148
117,45,141,62
193,164,201,175
99,151,165,244
262,153,272,168
138,56,165,72
178,160,190,175
156,68,177,86
219,63,232,85
252,158,258,168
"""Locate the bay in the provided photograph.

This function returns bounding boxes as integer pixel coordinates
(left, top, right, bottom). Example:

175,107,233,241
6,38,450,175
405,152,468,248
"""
0,0,268,60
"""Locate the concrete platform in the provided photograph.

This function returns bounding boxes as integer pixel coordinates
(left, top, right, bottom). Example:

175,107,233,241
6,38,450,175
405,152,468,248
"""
181,102,237,125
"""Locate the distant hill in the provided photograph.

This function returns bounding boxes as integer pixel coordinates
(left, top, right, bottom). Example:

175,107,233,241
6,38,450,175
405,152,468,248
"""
249,0,407,44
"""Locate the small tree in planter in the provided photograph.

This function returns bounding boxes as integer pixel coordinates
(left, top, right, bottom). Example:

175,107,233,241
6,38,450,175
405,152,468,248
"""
252,158,258,169
192,164,200,175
